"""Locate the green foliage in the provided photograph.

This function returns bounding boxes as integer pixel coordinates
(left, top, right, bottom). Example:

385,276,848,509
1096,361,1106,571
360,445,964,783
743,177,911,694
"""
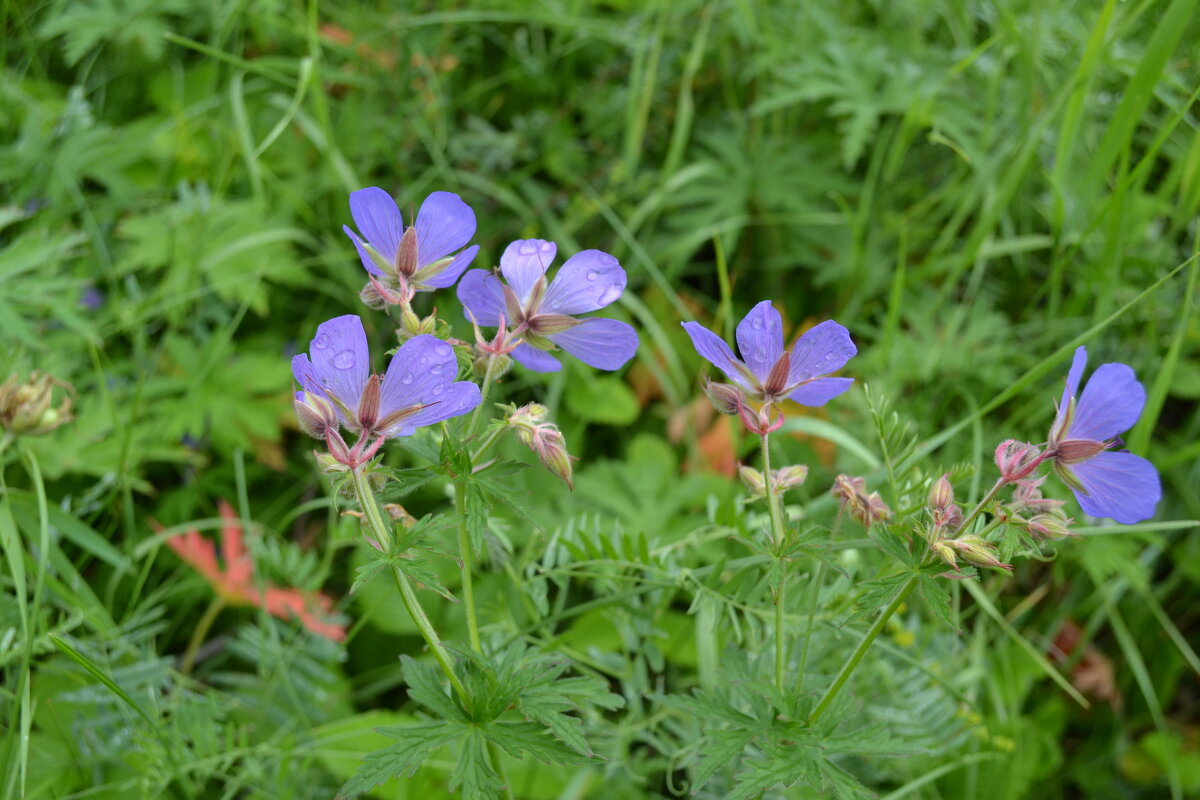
1,0,1198,797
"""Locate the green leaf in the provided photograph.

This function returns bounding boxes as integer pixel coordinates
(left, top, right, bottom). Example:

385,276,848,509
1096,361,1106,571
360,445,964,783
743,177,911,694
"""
918,575,958,632
338,723,460,799
565,374,639,425
401,656,465,723
450,729,504,799
482,721,594,766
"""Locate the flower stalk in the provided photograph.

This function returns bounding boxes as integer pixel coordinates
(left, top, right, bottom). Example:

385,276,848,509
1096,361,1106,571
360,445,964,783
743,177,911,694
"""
808,574,918,726
350,465,469,705
760,432,789,694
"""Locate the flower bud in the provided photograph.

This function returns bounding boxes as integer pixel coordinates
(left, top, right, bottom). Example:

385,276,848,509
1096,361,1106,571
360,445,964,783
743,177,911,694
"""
832,474,892,526
314,451,350,473
946,535,1011,571
928,474,954,511
294,391,339,439
1027,510,1074,540
507,404,573,489
932,540,959,570
472,348,512,380
0,372,73,436
995,439,1043,483
703,379,744,416
739,466,766,497
359,281,388,310
772,464,809,493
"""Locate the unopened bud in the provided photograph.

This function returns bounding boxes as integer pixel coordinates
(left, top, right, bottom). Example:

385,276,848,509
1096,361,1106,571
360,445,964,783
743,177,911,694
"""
1027,511,1074,540
0,372,73,436
473,348,512,380
739,466,766,497
507,404,573,489
314,451,350,473
928,475,954,510
294,391,339,439
832,474,891,526
359,281,388,310
325,430,354,466
932,540,959,570
995,439,1043,483
738,402,783,435
703,379,744,416
772,464,809,493
946,535,1011,571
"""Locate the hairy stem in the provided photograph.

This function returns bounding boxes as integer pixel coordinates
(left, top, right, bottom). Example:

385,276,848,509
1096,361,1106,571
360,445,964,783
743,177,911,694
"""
466,353,500,439
350,466,469,705
455,480,482,653
760,432,789,693
959,477,1008,532
808,574,918,726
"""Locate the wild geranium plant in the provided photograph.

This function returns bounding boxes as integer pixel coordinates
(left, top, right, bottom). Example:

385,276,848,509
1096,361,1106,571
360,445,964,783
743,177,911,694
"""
286,185,1163,798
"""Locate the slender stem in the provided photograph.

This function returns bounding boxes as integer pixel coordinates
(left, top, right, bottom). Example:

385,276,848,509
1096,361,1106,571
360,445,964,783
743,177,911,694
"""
350,466,469,705
797,561,825,688
760,432,789,694
799,513,842,686
760,433,787,551
808,574,917,726
181,596,226,676
466,353,499,439
959,477,1007,532
0,432,13,459
471,425,506,463
455,481,482,653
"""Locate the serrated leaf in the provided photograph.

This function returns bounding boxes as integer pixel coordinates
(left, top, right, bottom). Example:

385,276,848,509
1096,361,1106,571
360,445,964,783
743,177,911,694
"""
450,730,503,799
401,656,466,722
482,721,595,766
689,727,758,793
918,574,959,632
338,723,460,799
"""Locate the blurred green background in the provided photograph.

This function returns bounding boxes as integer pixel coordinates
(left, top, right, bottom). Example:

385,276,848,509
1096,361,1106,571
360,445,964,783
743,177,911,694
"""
2,0,1199,797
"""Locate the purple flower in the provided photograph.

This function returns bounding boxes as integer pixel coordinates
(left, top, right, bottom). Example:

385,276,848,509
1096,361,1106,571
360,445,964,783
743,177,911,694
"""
681,300,857,407
292,314,481,438
456,239,639,372
342,187,480,293
1046,346,1161,524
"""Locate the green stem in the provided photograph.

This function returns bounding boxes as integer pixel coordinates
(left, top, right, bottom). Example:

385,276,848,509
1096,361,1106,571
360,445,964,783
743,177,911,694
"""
455,480,482,653
466,353,499,439
760,433,789,694
181,595,226,676
798,513,841,686
808,575,918,726
350,466,469,705
959,478,1007,532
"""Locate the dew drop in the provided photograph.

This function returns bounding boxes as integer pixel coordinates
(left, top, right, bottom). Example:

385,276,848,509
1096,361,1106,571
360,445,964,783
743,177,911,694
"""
419,357,428,365
332,350,355,369
597,285,622,305
518,241,540,255
312,334,330,350
432,384,445,395
754,348,767,362
401,372,414,385
586,269,599,281
431,363,445,375
751,318,764,330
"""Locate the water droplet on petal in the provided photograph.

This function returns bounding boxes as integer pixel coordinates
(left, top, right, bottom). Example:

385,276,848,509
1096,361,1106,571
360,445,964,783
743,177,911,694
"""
419,357,428,364
586,269,599,281
402,372,414,384
597,285,622,305
751,318,764,330
432,384,444,395
518,241,540,255
332,350,355,369
754,348,767,362
431,363,444,375
312,334,330,350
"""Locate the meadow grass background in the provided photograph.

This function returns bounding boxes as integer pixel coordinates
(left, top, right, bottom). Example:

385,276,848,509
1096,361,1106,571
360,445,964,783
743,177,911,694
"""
2,0,1199,797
